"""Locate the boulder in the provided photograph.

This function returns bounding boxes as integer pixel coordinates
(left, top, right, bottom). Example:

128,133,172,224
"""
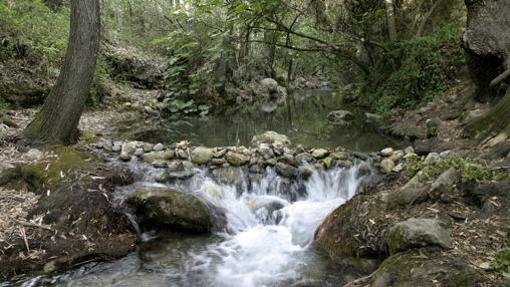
191,147,214,165
385,218,453,254
385,175,429,208
225,151,250,166
311,148,330,160
380,158,395,174
119,142,137,161
368,250,481,287
428,167,459,200
142,150,174,163
276,162,299,179
380,147,394,157
252,131,291,145
126,187,215,233
212,166,244,186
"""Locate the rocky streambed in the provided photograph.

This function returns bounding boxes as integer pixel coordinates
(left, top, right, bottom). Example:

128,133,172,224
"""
1,130,509,286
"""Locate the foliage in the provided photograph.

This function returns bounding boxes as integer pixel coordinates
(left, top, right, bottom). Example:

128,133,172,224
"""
403,154,507,183
0,0,69,64
165,99,210,116
353,22,465,113
495,248,510,278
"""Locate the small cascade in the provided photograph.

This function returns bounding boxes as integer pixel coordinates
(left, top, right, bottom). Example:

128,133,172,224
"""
23,162,368,287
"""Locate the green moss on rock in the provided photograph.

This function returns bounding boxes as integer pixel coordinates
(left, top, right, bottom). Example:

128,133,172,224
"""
369,250,481,287
21,147,94,190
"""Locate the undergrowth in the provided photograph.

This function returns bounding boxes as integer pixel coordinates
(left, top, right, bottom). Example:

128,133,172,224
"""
403,154,507,183
352,22,465,113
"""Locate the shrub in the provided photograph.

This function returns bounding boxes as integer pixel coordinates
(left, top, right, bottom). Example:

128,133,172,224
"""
353,22,465,113
403,154,507,183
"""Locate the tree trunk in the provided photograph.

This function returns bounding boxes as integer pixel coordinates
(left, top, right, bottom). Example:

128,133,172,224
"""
21,0,100,146
385,0,397,42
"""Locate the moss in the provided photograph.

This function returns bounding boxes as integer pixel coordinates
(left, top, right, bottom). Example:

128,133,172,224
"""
494,248,510,277
370,251,480,287
465,92,510,139
21,147,94,190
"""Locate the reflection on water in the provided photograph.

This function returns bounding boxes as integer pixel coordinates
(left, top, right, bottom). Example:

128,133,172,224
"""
114,90,400,151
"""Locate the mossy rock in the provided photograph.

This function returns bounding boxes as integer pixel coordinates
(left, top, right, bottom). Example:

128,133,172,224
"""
126,187,218,233
464,91,510,140
21,147,94,190
369,250,481,286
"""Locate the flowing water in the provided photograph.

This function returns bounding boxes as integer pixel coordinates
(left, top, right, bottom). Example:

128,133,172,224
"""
13,162,369,287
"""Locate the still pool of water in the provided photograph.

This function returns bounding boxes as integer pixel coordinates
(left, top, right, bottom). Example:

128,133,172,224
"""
114,90,400,151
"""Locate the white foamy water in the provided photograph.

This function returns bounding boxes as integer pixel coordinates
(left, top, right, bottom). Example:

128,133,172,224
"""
16,163,366,287
182,165,362,287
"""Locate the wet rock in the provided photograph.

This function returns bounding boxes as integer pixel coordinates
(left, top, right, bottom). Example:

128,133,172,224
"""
380,158,395,174
126,187,215,233
312,148,329,159
152,160,168,168
298,165,314,179
429,167,459,200
331,151,350,161
112,141,122,152
142,143,154,152
225,151,250,166
328,110,354,124
381,147,394,157
166,161,196,180
95,138,113,151
386,218,453,254
295,152,314,163
276,162,299,179
142,150,174,163
153,143,164,152
256,143,275,159
211,158,226,166
176,148,189,160
252,131,291,145
191,147,214,165
212,166,244,185
368,250,481,287
120,142,137,161
134,148,144,157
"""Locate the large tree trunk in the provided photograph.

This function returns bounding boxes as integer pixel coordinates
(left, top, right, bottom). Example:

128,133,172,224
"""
21,0,100,146
462,0,510,140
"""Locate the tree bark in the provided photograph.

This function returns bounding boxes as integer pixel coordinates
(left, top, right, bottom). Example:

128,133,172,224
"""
21,0,100,146
385,0,397,42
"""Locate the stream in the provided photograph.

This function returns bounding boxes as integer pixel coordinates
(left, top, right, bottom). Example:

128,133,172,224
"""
15,163,368,287
9,90,394,286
